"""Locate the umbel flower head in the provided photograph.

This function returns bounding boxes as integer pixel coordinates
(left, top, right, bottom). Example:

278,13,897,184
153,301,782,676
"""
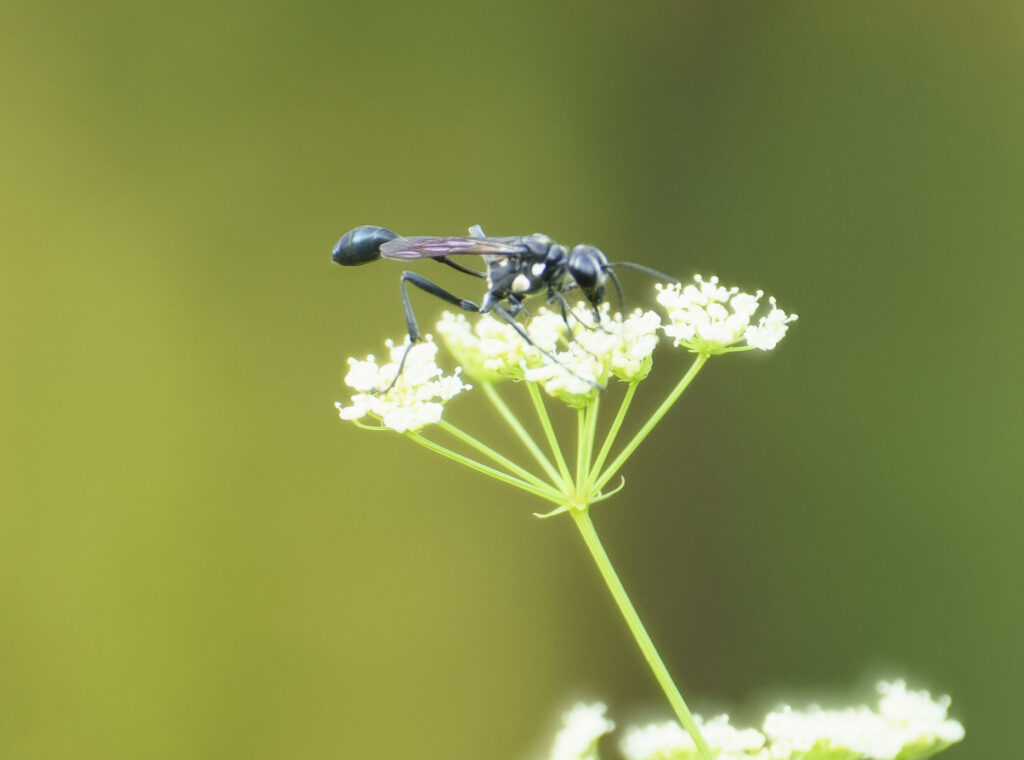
438,302,662,408
335,335,470,433
656,275,798,355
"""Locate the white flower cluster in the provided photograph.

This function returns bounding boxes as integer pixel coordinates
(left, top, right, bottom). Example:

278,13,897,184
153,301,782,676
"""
338,276,796,431
656,276,797,355
335,336,470,433
560,683,962,760
547,703,615,760
437,303,662,407
621,714,767,760
762,680,965,760
435,310,533,383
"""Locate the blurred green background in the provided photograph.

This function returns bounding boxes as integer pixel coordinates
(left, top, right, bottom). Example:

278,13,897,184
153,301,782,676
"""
1,2,1019,758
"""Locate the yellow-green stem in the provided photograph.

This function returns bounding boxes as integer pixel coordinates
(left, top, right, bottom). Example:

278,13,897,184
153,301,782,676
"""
407,433,563,504
575,407,588,497
569,508,715,760
591,354,708,494
481,382,564,487
586,381,638,493
526,382,574,487
438,420,555,493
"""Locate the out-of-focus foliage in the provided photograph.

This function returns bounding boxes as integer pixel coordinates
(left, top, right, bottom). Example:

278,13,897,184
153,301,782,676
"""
1,3,1018,758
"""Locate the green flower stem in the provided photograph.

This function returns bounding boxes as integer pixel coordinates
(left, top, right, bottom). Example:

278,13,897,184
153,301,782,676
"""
408,432,563,504
570,507,715,760
586,381,639,493
574,397,601,498
583,394,600,480
480,382,564,488
591,353,708,495
437,420,558,494
575,408,588,496
526,382,574,488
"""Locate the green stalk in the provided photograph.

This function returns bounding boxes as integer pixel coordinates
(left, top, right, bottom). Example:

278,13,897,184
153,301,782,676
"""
526,382,573,488
570,507,715,760
575,407,588,496
582,394,600,484
437,420,554,493
480,382,563,487
585,381,639,493
591,354,708,494
408,432,563,504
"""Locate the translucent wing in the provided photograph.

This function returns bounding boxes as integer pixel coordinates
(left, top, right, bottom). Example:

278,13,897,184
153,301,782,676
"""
379,235,528,260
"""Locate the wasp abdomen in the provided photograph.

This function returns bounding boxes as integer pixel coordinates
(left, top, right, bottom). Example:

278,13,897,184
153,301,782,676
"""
332,226,399,266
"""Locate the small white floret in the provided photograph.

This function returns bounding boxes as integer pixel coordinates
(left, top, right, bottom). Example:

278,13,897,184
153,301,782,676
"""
548,703,615,760
744,299,798,351
335,335,470,433
656,277,796,355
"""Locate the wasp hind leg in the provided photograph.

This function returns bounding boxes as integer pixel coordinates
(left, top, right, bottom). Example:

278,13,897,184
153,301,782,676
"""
377,272,482,393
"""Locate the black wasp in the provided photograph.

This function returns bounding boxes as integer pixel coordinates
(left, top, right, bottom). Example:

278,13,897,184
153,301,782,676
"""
332,224,672,387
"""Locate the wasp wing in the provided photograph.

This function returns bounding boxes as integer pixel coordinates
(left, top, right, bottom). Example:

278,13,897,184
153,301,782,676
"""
379,236,528,260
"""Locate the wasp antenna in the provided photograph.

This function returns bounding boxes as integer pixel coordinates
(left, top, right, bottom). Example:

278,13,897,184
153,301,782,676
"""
608,261,678,284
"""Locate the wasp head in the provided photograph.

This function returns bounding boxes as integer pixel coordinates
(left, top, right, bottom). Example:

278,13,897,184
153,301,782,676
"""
568,245,609,307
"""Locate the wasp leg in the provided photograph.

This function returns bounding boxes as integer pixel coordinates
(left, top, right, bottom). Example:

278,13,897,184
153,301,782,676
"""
549,292,610,364
554,291,613,342
436,256,486,278
553,285,611,334
400,271,481,340
552,291,579,337
507,294,529,317
378,272,482,393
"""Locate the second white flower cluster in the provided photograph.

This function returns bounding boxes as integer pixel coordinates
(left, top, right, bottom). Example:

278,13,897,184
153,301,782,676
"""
545,681,963,760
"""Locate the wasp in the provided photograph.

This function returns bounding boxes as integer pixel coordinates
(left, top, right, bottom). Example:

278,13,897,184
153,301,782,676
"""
332,225,672,388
